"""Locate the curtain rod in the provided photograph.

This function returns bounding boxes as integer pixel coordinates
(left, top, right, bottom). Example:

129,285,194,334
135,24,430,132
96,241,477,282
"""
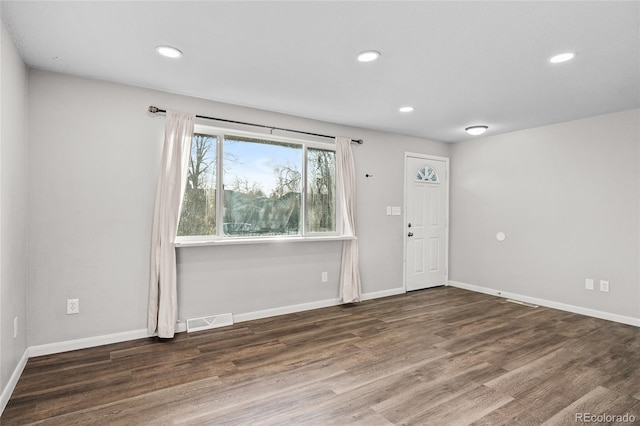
148,106,363,145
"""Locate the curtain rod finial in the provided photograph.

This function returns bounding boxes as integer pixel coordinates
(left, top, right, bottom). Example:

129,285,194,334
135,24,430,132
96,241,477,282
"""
148,106,160,114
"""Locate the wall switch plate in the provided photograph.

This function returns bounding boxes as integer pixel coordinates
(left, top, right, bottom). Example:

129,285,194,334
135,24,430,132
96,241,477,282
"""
386,206,392,216
599,280,610,293
585,278,594,291
321,272,328,282
391,206,401,216
67,298,80,314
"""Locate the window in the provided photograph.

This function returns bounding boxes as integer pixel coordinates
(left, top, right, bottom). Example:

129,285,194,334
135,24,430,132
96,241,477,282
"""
178,134,217,236
177,126,338,241
223,135,302,237
415,165,439,183
306,148,336,233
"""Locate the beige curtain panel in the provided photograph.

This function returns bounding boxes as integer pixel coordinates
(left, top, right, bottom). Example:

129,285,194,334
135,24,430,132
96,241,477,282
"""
148,111,195,338
336,137,362,303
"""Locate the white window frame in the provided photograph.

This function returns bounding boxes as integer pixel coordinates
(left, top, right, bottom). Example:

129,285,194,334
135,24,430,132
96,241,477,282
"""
175,124,348,247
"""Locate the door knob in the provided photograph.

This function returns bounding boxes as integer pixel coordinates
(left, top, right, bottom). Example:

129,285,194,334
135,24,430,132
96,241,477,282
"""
408,232,414,237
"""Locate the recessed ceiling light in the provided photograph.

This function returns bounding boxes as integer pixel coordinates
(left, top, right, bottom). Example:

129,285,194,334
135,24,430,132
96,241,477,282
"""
399,106,414,113
549,52,575,64
465,125,488,136
156,45,183,59
357,50,381,62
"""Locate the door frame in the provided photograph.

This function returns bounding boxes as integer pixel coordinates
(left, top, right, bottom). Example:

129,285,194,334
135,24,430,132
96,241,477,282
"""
403,152,450,292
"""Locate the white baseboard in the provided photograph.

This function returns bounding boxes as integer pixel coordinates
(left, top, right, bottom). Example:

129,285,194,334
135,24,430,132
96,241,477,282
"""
28,328,153,358
25,283,636,360
233,297,342,323
448,280,640,327
0,348,29,414
176,321,188,333
28,288,407,360
232,287,406,323
361,287,405,301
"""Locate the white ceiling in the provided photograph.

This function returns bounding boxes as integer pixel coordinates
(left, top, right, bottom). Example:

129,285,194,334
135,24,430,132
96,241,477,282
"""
2,1,638,142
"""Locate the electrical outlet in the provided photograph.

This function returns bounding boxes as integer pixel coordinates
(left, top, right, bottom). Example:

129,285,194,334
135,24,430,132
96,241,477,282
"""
599,280,610,293
67,298,80,314
585,278,594,291
321,272,328,282
13,317,18,338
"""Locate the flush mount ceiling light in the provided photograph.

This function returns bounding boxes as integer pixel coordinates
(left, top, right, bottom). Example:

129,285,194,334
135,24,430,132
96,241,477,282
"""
549,52,575,63
156,45,183,59
357,50,381,62
465,125,489,136
399,106,414,113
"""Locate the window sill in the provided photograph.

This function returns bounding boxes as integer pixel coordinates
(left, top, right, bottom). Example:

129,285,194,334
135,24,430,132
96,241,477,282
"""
175,235,356,248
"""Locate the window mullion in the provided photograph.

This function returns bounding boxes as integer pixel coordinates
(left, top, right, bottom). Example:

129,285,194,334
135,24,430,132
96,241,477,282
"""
216,133,225,238
301,144,308,236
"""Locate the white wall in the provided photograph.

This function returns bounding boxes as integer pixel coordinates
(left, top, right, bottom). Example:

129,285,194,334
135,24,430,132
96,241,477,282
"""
450,109,640,319
0,18,28,399
27,70,450,346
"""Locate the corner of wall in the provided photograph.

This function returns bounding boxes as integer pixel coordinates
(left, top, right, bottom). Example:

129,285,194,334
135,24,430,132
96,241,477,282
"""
0,349,28,415
0,15,29,416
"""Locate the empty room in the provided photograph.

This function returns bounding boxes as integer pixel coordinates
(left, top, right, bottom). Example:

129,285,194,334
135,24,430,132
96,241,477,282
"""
1,1,639,424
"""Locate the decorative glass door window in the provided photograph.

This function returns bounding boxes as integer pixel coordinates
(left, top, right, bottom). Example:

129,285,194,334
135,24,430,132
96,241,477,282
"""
415,165,439,183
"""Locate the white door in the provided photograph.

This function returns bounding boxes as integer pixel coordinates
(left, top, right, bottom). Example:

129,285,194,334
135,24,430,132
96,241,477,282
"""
404,154,448,291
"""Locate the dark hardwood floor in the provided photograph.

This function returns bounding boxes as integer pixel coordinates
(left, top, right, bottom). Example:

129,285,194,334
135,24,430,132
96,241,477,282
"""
3,286,640,425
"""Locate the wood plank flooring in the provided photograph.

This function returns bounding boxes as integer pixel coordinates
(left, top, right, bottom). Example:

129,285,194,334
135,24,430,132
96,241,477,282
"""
3,287,640,425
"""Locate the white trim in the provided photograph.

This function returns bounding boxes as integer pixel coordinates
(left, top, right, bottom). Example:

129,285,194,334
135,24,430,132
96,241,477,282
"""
233,298,342,323
175,235,355,248
176,321,187,333
26,287,403,360
232,288,405,322
22,283,638,361
448,280,640,327
404,152,450,163
28,329,153,358
403,152,450,292
360,287,405,301
0,349,28,414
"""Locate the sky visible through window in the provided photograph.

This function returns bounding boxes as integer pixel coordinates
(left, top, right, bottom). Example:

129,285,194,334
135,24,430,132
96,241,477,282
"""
224,138,302,195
